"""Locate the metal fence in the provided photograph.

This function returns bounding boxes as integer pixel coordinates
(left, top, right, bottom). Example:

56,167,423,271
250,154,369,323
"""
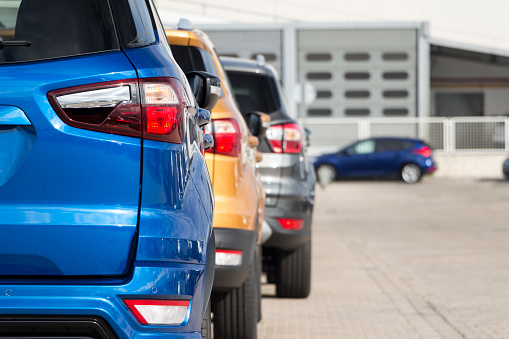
302,116,509,156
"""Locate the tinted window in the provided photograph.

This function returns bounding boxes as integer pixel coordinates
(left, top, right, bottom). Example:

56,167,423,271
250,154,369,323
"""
0,0,119,64
227,71,281,114
352,140,375,154
376,139,405,152
172,46,219,76
171,45,194,73
112,0,156,48
199,48,219,76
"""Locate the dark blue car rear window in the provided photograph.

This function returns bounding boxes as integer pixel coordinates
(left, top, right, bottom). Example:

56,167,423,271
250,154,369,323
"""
0,0,119,64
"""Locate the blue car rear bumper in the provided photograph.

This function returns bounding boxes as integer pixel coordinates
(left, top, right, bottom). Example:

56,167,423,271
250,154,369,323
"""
0,262,209,338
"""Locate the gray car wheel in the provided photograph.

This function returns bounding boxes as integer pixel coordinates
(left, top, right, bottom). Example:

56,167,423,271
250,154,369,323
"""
401,163,422,183
317,164,336,187
275,239,311,298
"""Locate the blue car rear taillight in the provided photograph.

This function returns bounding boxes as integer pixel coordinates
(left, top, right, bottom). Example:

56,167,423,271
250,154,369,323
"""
48,77,188,143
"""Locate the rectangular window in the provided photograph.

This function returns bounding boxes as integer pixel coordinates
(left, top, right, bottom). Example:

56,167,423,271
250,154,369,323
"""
0,0,119,64
227,71,281,114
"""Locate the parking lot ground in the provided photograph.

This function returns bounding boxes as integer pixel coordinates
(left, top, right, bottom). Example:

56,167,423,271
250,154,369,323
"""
258,177,509,338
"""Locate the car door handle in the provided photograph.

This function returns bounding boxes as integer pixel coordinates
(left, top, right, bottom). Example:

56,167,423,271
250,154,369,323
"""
0,106,31,125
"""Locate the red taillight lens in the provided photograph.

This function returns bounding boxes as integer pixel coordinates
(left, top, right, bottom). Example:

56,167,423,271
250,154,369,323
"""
413,146,432,158
48,77,187,144
266,123,303,153
146,107,178,134
206,119,241,157
277,218,304,231
123,299,191,325
140,78,186,143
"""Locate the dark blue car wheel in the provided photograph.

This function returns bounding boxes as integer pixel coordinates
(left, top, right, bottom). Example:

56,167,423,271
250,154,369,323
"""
317,164,336,187
401,163,422,183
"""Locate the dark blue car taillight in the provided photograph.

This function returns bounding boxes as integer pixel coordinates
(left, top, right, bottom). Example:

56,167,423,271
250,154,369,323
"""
48,77,188,143
412,146,432,157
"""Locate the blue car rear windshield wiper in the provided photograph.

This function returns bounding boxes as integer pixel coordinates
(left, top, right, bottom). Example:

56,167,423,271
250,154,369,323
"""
0,37,31,50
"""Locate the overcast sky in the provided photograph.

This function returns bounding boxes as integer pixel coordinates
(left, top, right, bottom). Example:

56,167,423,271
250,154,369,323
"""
156,0,509,51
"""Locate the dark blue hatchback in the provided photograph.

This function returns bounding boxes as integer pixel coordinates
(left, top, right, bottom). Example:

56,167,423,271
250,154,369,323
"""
0,0,215,338
313,137,437,184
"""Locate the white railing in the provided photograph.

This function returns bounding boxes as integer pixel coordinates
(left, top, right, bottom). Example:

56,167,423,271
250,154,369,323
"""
301,116,509,156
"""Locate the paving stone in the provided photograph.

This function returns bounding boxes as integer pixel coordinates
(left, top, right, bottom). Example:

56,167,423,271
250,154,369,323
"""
257,178,509,338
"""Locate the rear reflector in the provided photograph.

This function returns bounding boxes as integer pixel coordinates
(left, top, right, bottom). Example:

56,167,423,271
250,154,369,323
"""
123,299,191,325
277,218,304,231
216,249,243,266
266,123,303,153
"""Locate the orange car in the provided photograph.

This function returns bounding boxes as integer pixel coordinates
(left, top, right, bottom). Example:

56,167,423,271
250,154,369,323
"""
167,20,265,338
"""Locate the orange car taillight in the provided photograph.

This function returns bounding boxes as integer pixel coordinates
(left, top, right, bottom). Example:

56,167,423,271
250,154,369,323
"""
266,123,303,153
206,118,241,157
123,299,191,325
48,77,187,143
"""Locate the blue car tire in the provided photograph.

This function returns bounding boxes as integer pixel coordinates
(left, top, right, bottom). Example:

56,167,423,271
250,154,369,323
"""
401,163,422,183
317,164,336,187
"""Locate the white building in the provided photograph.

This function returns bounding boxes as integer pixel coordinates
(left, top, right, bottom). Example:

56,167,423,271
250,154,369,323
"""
156,1,509,177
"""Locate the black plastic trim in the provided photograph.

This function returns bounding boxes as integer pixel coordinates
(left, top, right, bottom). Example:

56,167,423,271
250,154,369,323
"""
212,228,256,290
0,316,117,339
262,196,314,251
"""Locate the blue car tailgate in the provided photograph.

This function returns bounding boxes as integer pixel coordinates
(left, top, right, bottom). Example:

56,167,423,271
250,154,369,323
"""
0,52,140,277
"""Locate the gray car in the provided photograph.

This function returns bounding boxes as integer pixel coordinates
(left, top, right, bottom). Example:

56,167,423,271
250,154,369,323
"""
221,57,315,298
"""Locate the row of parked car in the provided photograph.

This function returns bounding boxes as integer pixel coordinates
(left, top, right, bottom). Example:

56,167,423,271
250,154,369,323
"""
0,1,314,338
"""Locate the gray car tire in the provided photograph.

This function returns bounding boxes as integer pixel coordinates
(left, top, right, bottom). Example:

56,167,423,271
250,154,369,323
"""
275,239,311,298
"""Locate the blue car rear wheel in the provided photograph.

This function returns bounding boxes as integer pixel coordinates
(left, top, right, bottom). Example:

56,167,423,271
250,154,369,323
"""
401,163,422,183
317,164,336,187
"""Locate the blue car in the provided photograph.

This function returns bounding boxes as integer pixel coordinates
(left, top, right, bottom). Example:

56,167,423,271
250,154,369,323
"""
313,137,437,184
0,0,217,338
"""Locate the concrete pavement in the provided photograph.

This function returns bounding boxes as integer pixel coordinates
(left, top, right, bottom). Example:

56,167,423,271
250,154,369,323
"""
257,178,509,338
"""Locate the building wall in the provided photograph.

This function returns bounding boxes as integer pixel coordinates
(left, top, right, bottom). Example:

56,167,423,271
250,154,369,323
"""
204,25,421,119
298,29,418,118
431,55,509,117
155,0,509,52
206,29,284,77
434,154,507,179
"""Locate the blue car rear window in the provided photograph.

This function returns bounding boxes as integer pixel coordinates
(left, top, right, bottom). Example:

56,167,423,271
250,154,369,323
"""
0,0,119,64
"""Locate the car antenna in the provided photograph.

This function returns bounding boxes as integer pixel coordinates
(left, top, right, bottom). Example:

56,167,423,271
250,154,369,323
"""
256,54,265,66
178,18,194,31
